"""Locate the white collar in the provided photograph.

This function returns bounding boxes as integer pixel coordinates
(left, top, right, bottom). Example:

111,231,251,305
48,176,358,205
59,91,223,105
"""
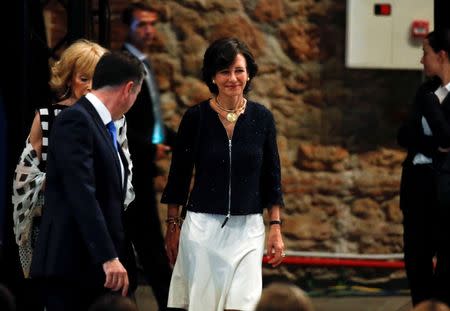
443,81,450,92
85,93,112,125
124,43,146,61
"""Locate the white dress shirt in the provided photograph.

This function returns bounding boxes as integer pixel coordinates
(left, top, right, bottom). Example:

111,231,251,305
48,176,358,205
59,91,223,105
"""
413,81,450,165
85,93,125,185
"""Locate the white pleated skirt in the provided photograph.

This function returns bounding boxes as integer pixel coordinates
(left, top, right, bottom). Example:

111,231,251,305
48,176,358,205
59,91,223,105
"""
167,211,265,311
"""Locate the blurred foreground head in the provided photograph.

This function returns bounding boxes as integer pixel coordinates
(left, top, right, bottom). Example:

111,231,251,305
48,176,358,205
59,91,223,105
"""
413,299,450,311
255,282,314,311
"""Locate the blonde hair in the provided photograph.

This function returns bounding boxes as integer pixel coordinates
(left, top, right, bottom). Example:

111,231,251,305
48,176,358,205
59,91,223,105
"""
49,39,107,98
255,282,314,311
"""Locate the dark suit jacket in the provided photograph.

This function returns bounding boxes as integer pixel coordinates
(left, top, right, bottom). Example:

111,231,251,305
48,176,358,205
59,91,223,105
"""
420,86,450,173
161,100,284,215
31,97,134,288
397,77,450,169
122,45,175,177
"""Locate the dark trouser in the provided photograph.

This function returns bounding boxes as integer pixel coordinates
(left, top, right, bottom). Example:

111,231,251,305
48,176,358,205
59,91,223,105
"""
400,164,450,306
124,175,171,311
41,278,109,311
434,171,450,306
18,278,45,311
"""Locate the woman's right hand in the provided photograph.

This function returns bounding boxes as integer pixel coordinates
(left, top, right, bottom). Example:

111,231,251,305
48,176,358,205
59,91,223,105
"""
165,223,181,267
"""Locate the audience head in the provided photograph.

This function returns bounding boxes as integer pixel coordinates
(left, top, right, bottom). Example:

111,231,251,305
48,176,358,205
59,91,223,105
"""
255,282,314,311
88,294,138,311
202,37,258,95
49,39,107,100
0,284,16,311
412,299,450,311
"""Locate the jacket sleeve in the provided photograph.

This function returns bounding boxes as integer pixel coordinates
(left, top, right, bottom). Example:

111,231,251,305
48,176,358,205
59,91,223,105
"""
126,124,157,158
397,85,439,156
161,106,199,205
420,91,450,149
260,111,284,208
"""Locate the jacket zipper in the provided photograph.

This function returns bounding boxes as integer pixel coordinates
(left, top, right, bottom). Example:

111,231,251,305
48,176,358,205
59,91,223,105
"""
221,139,232,228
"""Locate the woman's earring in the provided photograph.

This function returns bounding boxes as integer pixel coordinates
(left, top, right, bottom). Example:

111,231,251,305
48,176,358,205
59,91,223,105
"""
212,79,216,84
247,77,250,81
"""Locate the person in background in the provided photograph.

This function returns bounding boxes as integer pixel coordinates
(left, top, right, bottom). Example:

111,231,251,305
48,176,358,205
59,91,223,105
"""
162,37,285,311
120,2,175,310
11,39,117,311
397,28,450,306
30,51,145,311
254,282,314,311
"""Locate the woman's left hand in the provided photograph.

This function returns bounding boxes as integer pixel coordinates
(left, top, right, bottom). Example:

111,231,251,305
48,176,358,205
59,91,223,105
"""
266,224,285,267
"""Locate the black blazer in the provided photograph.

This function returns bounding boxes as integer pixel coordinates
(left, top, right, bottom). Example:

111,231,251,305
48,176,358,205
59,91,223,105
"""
31,97,132,287
161,100,284,215
122,45,175,176
398,77,450,170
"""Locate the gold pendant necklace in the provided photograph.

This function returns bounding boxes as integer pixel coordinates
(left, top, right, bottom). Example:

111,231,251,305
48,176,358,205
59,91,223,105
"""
226,112,238,123
216,96,243,123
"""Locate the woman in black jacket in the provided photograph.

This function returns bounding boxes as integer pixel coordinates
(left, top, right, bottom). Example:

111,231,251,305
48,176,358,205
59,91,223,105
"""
162,37,285,311
397,28,450,306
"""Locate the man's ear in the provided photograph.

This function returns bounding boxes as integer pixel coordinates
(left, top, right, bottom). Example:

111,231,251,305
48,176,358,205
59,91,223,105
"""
124,81,135,94
438,50,449,64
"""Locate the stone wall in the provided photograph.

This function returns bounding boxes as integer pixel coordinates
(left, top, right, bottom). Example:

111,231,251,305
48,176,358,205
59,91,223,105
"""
44,0,424,289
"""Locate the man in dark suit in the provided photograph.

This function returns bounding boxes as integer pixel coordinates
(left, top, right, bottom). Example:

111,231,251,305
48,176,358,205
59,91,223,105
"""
30,52,145,311
120,3,175,310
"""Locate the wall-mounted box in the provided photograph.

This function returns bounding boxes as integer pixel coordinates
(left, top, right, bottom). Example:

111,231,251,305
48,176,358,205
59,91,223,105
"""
346,0,434,69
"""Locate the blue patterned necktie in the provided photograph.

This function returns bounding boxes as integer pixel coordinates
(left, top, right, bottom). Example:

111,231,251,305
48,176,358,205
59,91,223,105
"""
142,58,165,144
106,121,118,151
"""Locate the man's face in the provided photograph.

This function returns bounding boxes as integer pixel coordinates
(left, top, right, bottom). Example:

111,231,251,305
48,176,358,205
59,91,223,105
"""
129,9,158,51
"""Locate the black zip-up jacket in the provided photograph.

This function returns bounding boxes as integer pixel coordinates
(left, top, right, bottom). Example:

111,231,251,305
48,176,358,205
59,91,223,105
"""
161,100,284,215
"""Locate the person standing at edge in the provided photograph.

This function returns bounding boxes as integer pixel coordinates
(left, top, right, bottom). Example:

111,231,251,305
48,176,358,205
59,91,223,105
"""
120,2,175,310
30,51,145,311
162,37,285,311
397,28,450,306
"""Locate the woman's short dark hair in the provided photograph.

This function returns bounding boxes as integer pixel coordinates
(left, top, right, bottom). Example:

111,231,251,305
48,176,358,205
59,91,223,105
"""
202,37,258,95
426,28,450,54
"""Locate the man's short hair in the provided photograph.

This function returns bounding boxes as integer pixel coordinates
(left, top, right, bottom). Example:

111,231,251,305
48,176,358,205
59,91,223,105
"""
121,1,155,26
92,51,145,90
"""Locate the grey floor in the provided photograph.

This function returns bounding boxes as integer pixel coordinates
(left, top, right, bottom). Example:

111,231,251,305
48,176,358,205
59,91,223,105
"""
135,285,413,311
